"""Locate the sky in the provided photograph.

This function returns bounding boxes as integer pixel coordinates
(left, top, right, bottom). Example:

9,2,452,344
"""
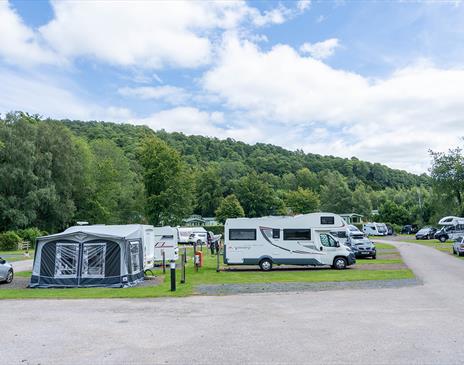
1,0,464,174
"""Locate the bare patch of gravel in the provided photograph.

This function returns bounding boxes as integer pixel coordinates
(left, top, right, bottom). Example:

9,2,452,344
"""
195,278,421,295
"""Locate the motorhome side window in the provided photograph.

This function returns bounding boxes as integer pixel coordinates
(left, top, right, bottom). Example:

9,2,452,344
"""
283,229,311,240
229,229,256,240
272,229,280,239
321,216,335,225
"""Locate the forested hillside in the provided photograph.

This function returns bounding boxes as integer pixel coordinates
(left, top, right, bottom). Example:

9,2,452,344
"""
1,112,460,235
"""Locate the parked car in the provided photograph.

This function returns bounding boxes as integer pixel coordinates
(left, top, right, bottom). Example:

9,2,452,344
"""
453,237,464,256
386,224,394,235
0,257,14,284
401,224,418,234
415,227,437,240
348,233,376,259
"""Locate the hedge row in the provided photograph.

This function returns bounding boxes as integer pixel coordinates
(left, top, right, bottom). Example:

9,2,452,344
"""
0,228,46,251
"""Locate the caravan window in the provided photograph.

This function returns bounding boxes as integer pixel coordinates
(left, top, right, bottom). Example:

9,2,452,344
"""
283,229,311,240
321,216,335,225
82,243,106,278
55,243,79,278
229,229,256,240
130,241,141,273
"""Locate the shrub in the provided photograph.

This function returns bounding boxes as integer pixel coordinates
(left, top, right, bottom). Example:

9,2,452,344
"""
0,231,22,251
16,227,46,249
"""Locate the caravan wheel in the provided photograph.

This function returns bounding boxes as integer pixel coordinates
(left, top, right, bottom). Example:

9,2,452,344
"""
259,259,273,271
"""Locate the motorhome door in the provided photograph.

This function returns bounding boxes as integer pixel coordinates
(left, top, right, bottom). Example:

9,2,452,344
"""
318,233,338,265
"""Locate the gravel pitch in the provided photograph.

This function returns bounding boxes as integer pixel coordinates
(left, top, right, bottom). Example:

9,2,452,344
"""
196,278,421,295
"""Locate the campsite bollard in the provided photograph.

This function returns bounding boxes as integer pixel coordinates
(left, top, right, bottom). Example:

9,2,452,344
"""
183,246,187,263
162,250,166,274
170,260,176,292
181,253,186,284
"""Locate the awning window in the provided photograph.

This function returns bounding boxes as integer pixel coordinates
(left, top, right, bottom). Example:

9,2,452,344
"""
130,241,141,274
82,243,106,278
54,243,79,278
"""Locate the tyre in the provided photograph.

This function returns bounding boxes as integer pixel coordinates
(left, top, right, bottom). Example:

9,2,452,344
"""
453,247,457,255
458,251,463,257
333,257,347,270
439,236,447,243
5,270,13,284
259,258,273,271
372,254,377,260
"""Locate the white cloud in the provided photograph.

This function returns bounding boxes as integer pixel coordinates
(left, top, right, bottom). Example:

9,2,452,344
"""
300,38,340,59
118,86,189,105
202,36,464,172
0,1,59,66
297,1,312,12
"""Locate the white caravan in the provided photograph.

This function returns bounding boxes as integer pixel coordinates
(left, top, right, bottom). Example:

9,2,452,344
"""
177,227,208,245
224,213,356,271
363,222,387,236
147,227,179,267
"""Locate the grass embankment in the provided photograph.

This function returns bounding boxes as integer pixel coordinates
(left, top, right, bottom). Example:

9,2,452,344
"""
0,244,413,300
0,250,34,262
397,234,464,259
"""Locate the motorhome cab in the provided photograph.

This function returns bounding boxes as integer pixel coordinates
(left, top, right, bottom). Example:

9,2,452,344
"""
224,213,356,271
363,222,387,236
435,216,464,242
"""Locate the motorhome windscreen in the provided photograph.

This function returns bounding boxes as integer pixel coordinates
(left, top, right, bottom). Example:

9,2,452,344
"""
283,229,311,240
229,229,256,240
321,216,335,225
331,231,347,238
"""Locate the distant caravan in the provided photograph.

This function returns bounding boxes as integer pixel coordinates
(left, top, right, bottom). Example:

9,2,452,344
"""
363,222,388,236
224,213,355,271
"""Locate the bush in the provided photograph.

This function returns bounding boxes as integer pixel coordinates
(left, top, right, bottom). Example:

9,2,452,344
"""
16,227,46,249
0,231,22,251
203,225,224,236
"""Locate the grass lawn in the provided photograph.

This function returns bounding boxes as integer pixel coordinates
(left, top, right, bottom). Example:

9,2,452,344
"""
0,250,34,262
0,247,414,300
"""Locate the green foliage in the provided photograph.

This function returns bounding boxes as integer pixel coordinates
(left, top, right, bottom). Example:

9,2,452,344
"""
15,227,46,248
378,201,410,225
320,171,353,213
215,194,245,224
195,165,223,216
203,225,224,235
138,136,194,226
284,188,320,214
235,172,285,217
0,231,22,251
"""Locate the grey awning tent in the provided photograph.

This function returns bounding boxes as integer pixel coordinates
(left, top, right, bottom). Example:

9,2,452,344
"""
30,225,145,288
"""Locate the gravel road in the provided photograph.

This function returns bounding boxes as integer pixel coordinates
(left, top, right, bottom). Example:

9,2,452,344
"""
2,240,464,365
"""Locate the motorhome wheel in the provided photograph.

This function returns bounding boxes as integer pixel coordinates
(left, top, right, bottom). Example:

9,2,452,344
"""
333,257,347,270
439,236,447,243
259,258,273,271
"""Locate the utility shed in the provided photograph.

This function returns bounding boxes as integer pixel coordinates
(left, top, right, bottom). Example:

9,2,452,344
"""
30,225,145,288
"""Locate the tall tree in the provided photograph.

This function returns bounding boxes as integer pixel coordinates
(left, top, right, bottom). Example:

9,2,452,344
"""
319,171,353,213
215,194,245,224
284,188,320,214
138,136,194,226
195,165,223,216
351,184,372,218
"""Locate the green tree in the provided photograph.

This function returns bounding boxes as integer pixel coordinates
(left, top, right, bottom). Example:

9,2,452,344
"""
351,184,372,218
295,168,319,191
430,147,464,215
319,171,353,213
215,194,245,223
195,165,223,216
138,136,194,226
284,188,320,214
379,201,410,225
235,172,284,217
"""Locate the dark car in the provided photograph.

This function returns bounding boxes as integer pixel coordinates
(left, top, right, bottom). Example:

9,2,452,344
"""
401,224,418,234
415,227,437,240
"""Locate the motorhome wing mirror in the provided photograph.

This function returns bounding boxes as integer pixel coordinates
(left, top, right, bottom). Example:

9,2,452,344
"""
0,258,5,264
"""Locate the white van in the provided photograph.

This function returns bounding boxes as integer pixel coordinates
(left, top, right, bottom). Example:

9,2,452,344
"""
363,222,387,236
224,213,355,271
177,227,208,245
435,216,464,242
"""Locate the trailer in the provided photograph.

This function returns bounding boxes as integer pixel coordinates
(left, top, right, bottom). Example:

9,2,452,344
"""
152,226,179,264
224,213,355,271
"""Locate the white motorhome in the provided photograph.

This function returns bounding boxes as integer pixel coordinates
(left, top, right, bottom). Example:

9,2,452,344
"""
224,213,356,271
363,222,387,236
435,216,464,242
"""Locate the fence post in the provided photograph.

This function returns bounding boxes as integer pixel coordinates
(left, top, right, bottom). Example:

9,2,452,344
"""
162,250,166,274
216,242,220,273
181,252,186,284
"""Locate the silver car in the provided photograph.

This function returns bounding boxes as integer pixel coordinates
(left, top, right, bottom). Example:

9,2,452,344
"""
452,237,464,257
0,257,14,284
